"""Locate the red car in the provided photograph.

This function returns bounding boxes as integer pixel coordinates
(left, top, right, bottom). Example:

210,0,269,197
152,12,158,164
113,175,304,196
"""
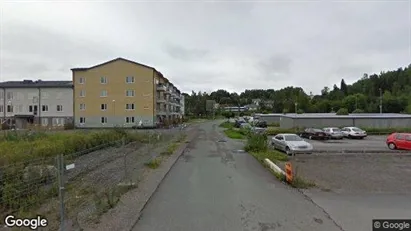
386,133,411,150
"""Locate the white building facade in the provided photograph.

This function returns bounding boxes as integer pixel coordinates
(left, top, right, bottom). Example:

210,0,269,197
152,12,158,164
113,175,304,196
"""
0,80,73,129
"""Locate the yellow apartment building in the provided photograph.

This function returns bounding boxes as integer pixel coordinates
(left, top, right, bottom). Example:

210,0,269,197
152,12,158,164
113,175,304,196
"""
71,58,183,128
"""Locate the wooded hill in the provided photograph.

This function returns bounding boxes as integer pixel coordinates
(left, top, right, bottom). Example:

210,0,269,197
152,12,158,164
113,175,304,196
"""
183,64,411,116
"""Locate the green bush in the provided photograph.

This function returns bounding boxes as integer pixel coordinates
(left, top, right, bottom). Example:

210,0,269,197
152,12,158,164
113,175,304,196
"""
268,122,280,127
296,109,304,114
336,108,349,115
244,133,268,152
224,129,245,139
219,122,234,129
362,127,411,134
351,109,365,113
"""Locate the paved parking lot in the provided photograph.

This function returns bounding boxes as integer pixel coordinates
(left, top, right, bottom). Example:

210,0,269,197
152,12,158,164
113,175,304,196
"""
291,153,411,194
268,135,397,153
306,135,390,152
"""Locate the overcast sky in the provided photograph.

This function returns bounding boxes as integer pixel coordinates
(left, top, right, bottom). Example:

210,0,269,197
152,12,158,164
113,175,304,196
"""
1,0,410,95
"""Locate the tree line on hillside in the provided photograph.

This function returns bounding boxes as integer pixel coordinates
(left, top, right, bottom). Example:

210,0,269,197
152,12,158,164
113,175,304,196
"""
183,64,411,117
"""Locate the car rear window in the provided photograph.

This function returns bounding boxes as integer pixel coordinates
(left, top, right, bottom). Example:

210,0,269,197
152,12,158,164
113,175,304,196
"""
352,128,362,132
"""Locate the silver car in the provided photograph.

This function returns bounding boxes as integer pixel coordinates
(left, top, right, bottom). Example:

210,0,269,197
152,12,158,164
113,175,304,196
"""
323,127,344,139
271,133,313,155
341,127,367,139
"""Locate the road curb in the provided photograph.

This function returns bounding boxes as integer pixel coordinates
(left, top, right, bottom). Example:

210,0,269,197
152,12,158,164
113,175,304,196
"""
127,129,197,231
264,158,285,175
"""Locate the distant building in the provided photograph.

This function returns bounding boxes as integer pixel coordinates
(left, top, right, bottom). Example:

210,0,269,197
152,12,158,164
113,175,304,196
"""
257,113,411,129
0,80,73,129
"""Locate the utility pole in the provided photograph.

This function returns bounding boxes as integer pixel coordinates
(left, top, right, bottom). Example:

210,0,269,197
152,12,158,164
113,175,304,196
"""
380,88,383,113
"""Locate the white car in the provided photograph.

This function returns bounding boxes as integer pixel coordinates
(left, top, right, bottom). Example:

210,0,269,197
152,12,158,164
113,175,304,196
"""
341,127,367,139
323,127,344,139
271,133,313,155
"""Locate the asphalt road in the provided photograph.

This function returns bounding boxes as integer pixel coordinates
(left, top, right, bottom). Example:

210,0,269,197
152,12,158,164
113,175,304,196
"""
133,121,342,231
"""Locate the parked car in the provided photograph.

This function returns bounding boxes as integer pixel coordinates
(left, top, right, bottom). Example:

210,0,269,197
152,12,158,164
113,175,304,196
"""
300,128,329,140
323,127,344,139
234,120,245,128
341,127,367,139
271,133,313,155
254,121,267,128
386,133,411,150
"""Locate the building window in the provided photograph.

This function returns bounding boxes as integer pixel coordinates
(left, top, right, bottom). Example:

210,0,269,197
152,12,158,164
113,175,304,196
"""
126,76,135,83
29,105,33,112
42,105,49,112
79,77,85,84
79,117,86,124
126,90,135,97
101,104,107,111
144,106,149,110
80,103,86,110
101,117,107,124
6,92,13,100
7,105,13,113
57,105,63,112
80,90,86,97
42,118,48,126
100,90,108,97
100,76,107,84
41,92,49,100
0,105,3,113
125,103,135,110
125,117,135,124
53,118,65,126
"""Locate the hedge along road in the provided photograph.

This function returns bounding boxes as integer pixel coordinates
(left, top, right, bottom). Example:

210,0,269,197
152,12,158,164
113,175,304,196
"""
132,120,342,231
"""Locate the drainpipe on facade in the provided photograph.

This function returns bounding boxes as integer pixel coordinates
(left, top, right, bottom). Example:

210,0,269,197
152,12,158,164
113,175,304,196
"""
38,87,41,125
2,87,5,120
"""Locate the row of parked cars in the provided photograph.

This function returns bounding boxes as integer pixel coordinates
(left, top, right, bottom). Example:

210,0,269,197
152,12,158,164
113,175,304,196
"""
299,127,367,140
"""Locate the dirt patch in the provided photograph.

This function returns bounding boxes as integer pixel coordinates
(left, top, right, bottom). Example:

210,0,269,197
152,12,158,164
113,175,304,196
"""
289,153,411,194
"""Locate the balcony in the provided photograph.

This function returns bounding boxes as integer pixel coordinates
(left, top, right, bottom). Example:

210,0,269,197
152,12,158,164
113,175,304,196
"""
156,84,167,91
156,97,166,103
156,110,167,115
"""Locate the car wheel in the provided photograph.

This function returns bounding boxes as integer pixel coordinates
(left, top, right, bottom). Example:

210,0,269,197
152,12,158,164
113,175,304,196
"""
388,143,397,150
285,147,292,155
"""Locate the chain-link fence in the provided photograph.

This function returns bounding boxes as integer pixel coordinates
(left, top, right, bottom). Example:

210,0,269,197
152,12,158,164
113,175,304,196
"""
0,127,187,231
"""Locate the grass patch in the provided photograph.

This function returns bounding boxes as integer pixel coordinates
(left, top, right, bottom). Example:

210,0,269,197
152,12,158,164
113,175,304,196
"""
219,121,234,129
250,150,289,163
145,157,162,169
224,129,246,139
290,176,316,189
267,122,280,127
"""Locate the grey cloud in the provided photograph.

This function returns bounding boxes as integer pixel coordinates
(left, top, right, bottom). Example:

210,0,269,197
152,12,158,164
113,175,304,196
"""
257,55,292,77
163,43,209,61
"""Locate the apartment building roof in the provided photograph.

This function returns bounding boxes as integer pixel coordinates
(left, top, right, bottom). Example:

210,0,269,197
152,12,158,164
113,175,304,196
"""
71,57,182,93
71,57,156,72
0,80,73,88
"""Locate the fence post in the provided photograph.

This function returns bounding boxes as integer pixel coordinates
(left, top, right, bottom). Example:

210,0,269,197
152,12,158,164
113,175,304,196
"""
122,137,129,184
57,153,65,231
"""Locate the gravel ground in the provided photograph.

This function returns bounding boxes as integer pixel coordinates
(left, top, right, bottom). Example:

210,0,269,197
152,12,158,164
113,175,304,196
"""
11,128,186,231
288,153,411,194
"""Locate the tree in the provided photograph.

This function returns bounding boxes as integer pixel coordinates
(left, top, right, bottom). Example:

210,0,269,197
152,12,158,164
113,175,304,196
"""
340,79,348,95
336,108,349,115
